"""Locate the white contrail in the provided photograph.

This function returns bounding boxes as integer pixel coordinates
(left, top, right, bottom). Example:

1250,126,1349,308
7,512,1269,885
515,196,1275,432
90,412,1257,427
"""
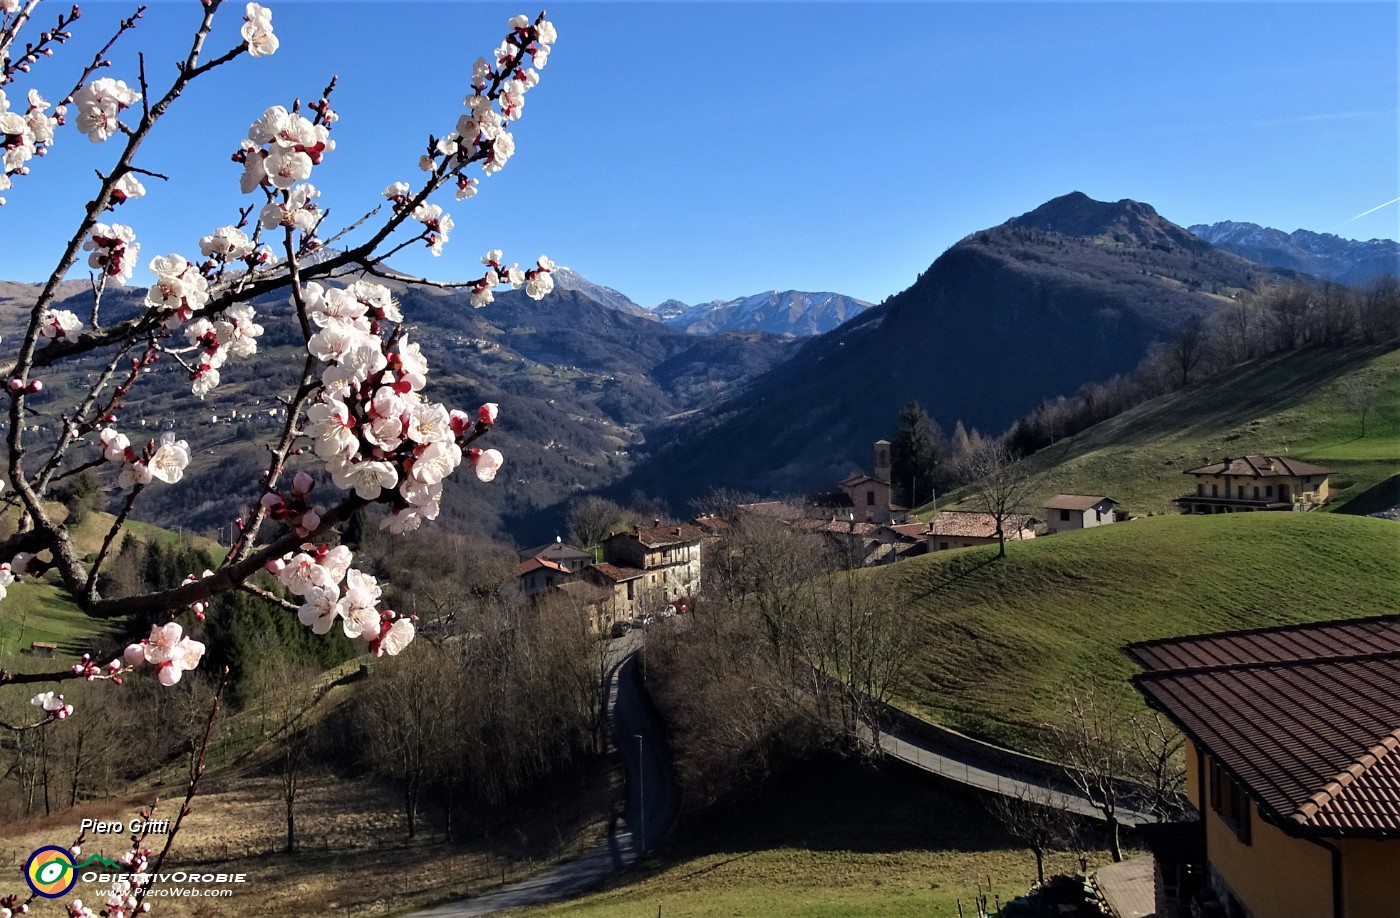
1334,196,1400,228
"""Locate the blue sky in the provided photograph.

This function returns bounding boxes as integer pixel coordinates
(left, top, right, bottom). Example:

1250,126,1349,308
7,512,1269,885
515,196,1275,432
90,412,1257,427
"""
4,1,1396,307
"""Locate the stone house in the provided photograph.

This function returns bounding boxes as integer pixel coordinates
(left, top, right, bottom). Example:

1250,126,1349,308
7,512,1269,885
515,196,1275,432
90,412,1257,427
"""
602,522,704,605
1176,456,1331,514
515,556,575,599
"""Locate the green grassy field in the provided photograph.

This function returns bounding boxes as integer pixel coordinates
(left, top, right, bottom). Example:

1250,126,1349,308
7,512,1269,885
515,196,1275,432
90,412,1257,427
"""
923,344,1400,519
882,511,1400,751
507,757,1111,918
0,505,225,657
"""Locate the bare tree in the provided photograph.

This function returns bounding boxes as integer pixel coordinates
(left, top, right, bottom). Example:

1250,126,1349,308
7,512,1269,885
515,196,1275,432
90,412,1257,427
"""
1043,689,1135,862
1169,314,1208,388
988,785,1073,885
247,642,321,852
957,441,1038,559
1131,711,1188,821
567,496,631,558
1340,379,1382,439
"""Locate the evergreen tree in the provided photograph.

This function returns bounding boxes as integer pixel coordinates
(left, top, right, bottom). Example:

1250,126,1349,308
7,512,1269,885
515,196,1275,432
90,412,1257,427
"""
890,401,942,508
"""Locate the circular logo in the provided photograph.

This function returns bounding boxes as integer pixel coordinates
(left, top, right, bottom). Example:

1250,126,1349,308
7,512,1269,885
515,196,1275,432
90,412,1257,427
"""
25,846,77,898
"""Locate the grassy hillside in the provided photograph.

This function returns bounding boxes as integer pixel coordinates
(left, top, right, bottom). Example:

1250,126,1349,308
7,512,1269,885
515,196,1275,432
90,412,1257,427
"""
924,344,1400,519
882,511,1400,751
0,506,223,656
509,757,1112,918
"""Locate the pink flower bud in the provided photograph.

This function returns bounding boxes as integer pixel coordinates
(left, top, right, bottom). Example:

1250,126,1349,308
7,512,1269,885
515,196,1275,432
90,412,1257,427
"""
292,471,315,495
259,491,284,509
8,378,23,391
27,380,42,393
265,557,287,575
300,509,321,531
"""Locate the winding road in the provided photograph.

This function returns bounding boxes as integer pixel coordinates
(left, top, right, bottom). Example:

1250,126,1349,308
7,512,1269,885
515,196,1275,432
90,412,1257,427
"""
404,638,676,917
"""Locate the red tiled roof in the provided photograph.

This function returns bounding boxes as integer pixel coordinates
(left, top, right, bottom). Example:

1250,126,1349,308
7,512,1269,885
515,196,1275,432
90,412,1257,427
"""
588,563,646,583
516,557,570,577
1044,494,1117,511
927,511,1037,539
885,522,929,540
1130,617,1400,837
1129,615,1400,672
555,580,610,604
1183,456,1332,478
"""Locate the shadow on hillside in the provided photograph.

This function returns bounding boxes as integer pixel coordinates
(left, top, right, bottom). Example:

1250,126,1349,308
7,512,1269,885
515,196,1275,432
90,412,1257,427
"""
1334,473,1400,516
665,755,1023,858
1116,346,1391,448
904,553,999,602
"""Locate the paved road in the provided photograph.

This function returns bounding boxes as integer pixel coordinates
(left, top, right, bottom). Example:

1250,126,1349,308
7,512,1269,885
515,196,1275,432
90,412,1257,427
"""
878,724,1152,826
405,638,676,917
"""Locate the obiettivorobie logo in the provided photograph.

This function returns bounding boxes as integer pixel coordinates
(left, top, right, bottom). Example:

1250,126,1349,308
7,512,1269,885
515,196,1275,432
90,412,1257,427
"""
23,846,248,900
23,847,122,898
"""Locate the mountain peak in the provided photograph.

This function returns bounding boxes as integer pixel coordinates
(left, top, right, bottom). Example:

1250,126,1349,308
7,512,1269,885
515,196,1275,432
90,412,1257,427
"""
1003,192,1212,255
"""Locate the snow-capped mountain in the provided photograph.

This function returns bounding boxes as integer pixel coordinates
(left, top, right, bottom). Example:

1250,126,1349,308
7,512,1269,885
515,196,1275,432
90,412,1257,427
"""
1188,221,1399,285
549,266,656,319
655,290,873,337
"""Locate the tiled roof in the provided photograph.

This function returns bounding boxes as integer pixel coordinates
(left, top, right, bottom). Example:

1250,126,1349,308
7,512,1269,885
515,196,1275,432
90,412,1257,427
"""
1183,456,1332,478
1130,617,1400,836
1128,615,1400,672
840,473,885,488
885,522,929,540
1044,494,1117,511
610,524,705,548
555,580,610,604
926,511,1037,539
517,541,594,563
515,557,570,577
738,501,812,520
587,563,646,583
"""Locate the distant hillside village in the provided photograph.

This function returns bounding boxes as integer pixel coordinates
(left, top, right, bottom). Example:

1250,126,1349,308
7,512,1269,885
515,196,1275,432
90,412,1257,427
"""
517,440,1343,635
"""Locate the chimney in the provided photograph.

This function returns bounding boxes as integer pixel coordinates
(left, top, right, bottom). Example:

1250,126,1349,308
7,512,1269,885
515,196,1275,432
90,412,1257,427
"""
653,518,661,527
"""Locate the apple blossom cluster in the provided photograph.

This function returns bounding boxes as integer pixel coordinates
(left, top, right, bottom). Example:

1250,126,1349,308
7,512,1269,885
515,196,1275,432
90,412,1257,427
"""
0,88,62,205
241,2,278,58
396,11,555,211
73,76,140,144
0,890,29,916
70,651,126,682
30,690,73,720
181,302,264,398
37,307,80,339
145,254,210,328
124,622,206,686
268,544,415,655
197,224,268,276
260,470,321,537
99,429,192,487
299,277,508,532
83,222,139,283
237,103,333,211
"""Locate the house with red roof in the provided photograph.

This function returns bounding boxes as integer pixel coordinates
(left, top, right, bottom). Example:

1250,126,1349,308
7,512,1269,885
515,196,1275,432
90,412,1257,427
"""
1127,616,1400,918
1175,455,1332,515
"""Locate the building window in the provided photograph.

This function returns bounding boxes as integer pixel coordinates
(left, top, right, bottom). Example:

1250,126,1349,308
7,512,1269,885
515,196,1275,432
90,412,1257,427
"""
1209,759,1252,844
1095,509,1102,522
1253,486,1259,499
1211,484,1218,497
1197,483,1204,496
866,490,875,506
626,581,634,601
1059,509,1070,521
1265,485,1273,497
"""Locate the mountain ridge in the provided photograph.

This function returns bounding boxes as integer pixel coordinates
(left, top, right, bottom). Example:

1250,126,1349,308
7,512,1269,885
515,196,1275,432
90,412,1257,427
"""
1189,220,1399,285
